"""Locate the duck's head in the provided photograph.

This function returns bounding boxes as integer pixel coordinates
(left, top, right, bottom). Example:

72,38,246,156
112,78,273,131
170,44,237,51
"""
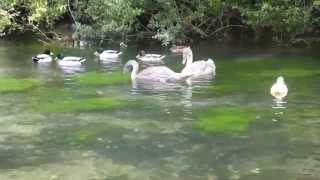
55,53,64,60
276,76,285,83
139,50,146,56
120,42,127,49
43,49,54,56
94,48,104,56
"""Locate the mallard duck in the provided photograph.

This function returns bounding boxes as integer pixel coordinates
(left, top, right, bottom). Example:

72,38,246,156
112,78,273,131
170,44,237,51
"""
270,76,288,100
94,49,122,60
136,51,165,63
123,60,191,85
181,47,216,77
32,49,54,63
55,53,86,66
120,42,128,49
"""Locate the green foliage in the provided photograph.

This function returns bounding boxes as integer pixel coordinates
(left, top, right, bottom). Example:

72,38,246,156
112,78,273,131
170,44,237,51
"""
241,2,310,41
0,78,40,93
0,0,318,45
194,106,256,134
0,10,11,32
148,0,210,45
0,0,66,33
74,0,142,40
74,71,130,86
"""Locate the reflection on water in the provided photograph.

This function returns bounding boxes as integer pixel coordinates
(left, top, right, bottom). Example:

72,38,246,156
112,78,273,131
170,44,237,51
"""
0,38,320,179
271,99,288,109
96,58,122,70
58,64,87,74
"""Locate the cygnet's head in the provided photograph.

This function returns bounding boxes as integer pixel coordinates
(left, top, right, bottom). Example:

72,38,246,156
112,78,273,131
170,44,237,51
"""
123,60,138,73
276,76,285,83
207,58,215,67
182,47,192,65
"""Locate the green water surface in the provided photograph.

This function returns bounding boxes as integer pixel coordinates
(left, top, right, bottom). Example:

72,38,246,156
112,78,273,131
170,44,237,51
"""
0,38,319,180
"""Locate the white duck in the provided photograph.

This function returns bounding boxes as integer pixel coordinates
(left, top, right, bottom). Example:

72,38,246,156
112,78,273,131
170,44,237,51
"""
181,47,216,77
94,49,122,60
123,60,191,85
32,49,54,63
55,53,86,66
270,76,288,100
136,51,166,64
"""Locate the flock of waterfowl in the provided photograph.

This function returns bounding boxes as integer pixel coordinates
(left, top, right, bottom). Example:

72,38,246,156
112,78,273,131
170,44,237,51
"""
32,45,288,100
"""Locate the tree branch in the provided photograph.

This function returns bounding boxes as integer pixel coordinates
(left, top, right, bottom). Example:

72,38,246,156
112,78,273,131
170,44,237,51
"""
68,0,78,25
209,25,246,37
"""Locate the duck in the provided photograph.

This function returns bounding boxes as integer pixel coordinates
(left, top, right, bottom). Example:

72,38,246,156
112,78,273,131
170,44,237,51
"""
94,49,122,60
32,49,54,63
270,76,288,100
136,51,166,64
120,42,128,49
55,53,86,66
181,47,216,77
123,60,191,85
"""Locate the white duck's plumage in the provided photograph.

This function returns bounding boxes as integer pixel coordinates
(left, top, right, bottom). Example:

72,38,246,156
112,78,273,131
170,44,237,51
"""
181,47,216,77
32,50,54,63
136,51,165,63
270,76,288,99
32,54,53,63
56,55,86,66
94,50,122,60
124,60,191,84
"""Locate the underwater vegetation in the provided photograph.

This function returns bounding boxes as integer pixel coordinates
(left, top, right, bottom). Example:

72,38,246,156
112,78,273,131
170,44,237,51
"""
0,78,40,93
64,123,111,146
38,97,129,113
74,71,130,86
194,106,257,134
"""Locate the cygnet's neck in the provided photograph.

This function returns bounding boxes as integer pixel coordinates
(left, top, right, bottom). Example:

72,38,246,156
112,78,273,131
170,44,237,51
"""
184,48,193,66
130,62,139,80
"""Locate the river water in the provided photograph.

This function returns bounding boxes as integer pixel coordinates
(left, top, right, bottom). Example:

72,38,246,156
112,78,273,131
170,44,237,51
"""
0,37,320,180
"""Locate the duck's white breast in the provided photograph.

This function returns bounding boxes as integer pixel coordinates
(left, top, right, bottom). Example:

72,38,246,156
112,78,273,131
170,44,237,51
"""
270,82,288,99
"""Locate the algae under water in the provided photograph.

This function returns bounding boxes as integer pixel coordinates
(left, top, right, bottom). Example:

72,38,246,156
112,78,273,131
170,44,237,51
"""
194,106,257,133
74,71,130,86
0,78,40,93
0,38,320,179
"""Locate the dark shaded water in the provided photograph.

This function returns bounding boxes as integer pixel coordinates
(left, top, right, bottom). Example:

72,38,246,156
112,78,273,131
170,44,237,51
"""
0,37,320,180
